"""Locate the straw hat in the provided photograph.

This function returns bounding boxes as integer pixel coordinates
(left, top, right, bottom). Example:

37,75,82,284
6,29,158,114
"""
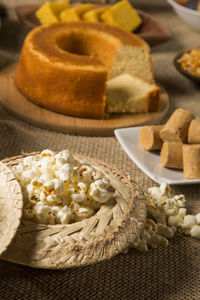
0,162,23,256
1,153,146,269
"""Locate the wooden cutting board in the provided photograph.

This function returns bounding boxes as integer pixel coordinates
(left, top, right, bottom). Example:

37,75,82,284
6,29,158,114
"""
0,64,169,136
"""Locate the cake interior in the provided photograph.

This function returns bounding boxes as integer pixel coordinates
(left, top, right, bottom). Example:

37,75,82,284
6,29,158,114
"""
109,45,154,83
106,73,159,113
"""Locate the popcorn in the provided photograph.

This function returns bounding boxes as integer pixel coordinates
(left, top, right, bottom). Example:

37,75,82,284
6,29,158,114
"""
26,182,36,195
146,183,186,227
190,225,200,238
51,206,60,215
45,178,64,194
40,160,54,175
178,208,187,217
40,173,53,182
156,223,176,238
55,157,67,168
41,149,55,157
46,194,64,205
55,150,78,166
160,182,171,196
16,151,200,252
15,163,25,173
56,206,72,224
148,186,163,202
183,215,196,229
77,182,88,193
130,219,170,252
76,207,93,220
71,193,86,203
13,149,114,225
88,178,113,203
34,203,55,225
23,155,35,167
39,192,46,202
131,183,200,252
77,164,94,182
168,215,183,227
57,163,74,181
21,169,38,183
196,213,200,224
71,202,93,222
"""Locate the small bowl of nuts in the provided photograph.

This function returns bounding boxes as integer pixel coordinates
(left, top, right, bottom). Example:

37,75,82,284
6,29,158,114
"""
174,47,200,84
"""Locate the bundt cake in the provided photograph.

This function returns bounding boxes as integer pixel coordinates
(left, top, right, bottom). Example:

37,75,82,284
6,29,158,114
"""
15,21,157,119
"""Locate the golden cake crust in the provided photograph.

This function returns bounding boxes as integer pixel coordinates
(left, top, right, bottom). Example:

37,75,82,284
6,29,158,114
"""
15,21,150,119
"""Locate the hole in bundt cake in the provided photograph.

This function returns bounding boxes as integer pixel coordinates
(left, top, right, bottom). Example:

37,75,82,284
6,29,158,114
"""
56,30,119,68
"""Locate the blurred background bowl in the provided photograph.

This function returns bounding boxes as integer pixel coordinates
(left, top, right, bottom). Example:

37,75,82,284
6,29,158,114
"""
167,0,200,31
174,48,200,84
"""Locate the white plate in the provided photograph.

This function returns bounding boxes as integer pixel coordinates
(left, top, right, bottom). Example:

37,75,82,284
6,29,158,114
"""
114,126,200,185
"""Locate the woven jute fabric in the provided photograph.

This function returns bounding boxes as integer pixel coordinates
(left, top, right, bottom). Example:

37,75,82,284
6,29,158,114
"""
0,0,200,299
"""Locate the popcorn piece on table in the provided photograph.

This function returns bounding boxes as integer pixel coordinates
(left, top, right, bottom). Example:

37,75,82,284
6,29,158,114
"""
131,182,200,252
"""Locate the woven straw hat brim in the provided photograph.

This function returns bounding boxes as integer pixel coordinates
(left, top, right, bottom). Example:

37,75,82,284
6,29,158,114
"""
0,162,23,256
1,152,147,269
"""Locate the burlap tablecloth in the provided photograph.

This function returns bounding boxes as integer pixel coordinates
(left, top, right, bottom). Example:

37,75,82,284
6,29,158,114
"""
0,0,200,299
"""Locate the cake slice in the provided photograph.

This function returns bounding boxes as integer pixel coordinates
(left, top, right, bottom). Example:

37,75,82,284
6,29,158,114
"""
35,0,70,24
101,0,142,32
106,73,160,113
60,7,80,21
83,6,109,23
60,4,94,22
